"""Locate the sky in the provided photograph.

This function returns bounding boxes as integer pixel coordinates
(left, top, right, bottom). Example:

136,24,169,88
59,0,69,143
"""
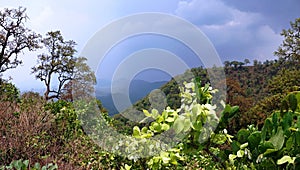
1,0,299,92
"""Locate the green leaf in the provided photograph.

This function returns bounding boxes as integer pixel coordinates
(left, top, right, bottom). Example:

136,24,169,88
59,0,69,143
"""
269,127,284,150
143,109,152,117
124,164,132,170
34,162,41,170
183,118,190,132
286,136,293,150
151,109,160,119
262,118,273,141
288,94,298,112
295,92,300,109
277,155,295,165
11,160,22,170
133,126,141,138
230,106,239,117
151,122,162,133
272,112,279,132
161,123,170,131
237,129,250,143
48,164,58,170
295,131,300,146
282,112,293,134
240,142,248,149
248,131,261,150
258,141,274,153
263,148,277,156
229,154,237,164
173,116,185,134
237,150,245,157
212,134,227,145
165,117,174,123
231,141,240,153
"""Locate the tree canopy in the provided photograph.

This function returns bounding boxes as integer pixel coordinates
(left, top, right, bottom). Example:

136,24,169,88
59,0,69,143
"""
32,31,76,100
0,7,40,73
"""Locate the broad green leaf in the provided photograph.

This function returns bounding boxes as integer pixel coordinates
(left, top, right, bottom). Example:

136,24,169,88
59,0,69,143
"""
297,116,300,129
286,136,293,150
288,94,298,112
143,109,152,117
162,110,168,120
151,122,162,132
48,164,58,170
237,150,245,157
124,164,132,170
230,106,239,117
141,127,148,134
165,117,174,123
151,109,160,119
161,123,170,131
191,119,203,131
231,141,240,153
157,116,164,123
262,118,273,141
295,131,300,146
248,131,262,150
173,116,185,134
282,112,293,133
258,141,274,153
277,155,295,165
240,142,248,149
237,129,250,143
191,104,202,116
263,148,277,156
34,162,41,169
269,127,284,150
295,92,300,109
23,160,29,168
133,126,141,138
183,118,190,132
229,154,237,164
272,112,279,132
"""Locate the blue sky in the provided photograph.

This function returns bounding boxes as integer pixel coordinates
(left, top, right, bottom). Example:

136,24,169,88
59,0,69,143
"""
1,0,299,91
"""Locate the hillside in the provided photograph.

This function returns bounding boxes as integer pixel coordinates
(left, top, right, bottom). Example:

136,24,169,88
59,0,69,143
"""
114,57,300,133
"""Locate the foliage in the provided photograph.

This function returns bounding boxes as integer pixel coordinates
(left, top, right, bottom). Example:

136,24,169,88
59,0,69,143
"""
0,7,40,73
275,18,300,66
0,79,20,102
128,79,237,169
228,91,300,169
0,159,58,170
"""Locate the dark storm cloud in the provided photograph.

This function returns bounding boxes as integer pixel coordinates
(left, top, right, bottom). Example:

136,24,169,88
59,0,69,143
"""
174,0,299,62
222,0,300,32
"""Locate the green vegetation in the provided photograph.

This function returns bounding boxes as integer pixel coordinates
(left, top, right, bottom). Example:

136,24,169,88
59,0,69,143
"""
0,6,300,169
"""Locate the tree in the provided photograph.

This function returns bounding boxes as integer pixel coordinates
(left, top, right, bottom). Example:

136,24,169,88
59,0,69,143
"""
0,7,40,73
244,59,250,66
274,18,300,66
230,61,239,69
224,61,231,68
32,31,76,100
61,57,96,101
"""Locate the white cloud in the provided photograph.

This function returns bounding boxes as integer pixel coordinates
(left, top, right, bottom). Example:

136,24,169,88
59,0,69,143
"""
176,0,233,25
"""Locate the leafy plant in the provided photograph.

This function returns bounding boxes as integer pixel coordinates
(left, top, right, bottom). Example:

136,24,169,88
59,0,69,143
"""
229,91,300,169
0,159,58,170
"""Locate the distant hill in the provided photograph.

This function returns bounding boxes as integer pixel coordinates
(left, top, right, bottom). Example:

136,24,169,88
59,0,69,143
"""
112,58,300,133
96,79,167,115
